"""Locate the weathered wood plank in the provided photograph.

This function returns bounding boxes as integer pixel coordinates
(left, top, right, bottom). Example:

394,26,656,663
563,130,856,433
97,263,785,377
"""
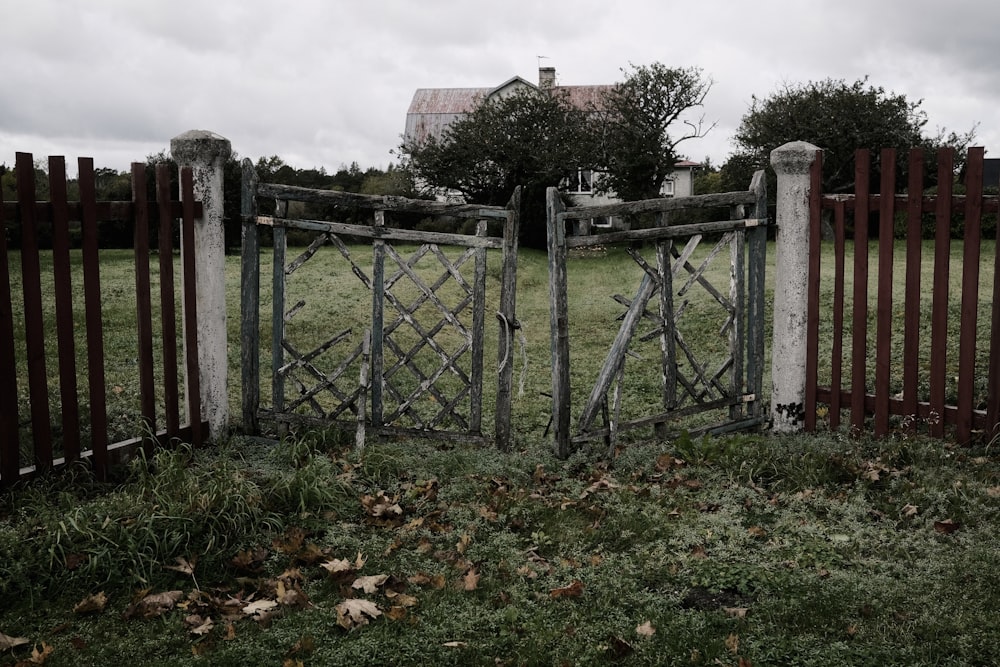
356,329,371,452
903,149,925,426
829,200,847,430
730,210,745,422
495,187,521,451
257,215,503,248
257,181,505,216
563,189,757,220
546,187,572,458
657,220,677,424
565,217,759,248
271,213,287,416
470,221,488,436
745,170,768,420
370,211,386,427
874,148,897,437
579,274,656,433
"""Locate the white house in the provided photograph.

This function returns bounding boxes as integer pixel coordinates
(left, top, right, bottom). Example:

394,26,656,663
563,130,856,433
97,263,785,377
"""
404,67,700,228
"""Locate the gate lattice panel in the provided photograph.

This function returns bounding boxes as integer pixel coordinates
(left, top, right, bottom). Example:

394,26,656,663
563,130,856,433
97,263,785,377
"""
240,166,521,449
546,172,769,457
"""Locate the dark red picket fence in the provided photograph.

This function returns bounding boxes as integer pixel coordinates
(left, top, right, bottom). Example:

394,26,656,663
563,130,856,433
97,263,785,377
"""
0,153,206,487
806,146,1000,442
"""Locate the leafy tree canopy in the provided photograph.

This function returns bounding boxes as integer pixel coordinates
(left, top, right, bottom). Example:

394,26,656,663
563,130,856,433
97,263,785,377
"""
595,63,714,201
727,77,976,193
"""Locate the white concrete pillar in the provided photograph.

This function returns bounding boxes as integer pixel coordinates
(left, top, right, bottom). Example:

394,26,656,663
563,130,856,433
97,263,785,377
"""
171,130,231,441
769,141,819,432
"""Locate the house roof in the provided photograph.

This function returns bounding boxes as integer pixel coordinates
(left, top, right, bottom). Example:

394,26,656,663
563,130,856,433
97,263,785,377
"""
405,75,613,144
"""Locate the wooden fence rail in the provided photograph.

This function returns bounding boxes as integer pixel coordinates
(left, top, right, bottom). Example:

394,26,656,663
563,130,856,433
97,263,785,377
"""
0,153,206,487
806,146,1000,442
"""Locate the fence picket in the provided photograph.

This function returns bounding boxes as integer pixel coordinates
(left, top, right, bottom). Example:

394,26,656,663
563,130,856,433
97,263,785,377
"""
131,163,156,450
850,149,871,433
957,147,985,443
902,148,924,424
156,164,180,437
180,167,204,446
929,148,954,438
78,157,110,476
49,156,82,462
16,152,53,469
875,148,896,437
0,167,19,483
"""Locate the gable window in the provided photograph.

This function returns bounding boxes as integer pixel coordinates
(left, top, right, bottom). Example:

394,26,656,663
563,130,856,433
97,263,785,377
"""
568,169,593,193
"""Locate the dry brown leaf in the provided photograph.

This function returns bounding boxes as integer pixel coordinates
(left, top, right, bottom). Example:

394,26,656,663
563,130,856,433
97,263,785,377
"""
320,558,353,577
550,580,584,599
336,599,382,630
723,606,749,619
242,599,279,619
186,615,214,637
0,632,29,651
230,548,268,574
73,592,108,615
726,633,740,654
26,642,54,665
456,533,472,554
164,556,196,576
386,606,408,621
462,568,480,591
352,574,389,595
901,504,919,518
273,527,307,554
690,545,708,559
443,641,468,648
123,590,184,620
747,526,767,538
223,622,237,641
934,519,961,534
635,621,656,638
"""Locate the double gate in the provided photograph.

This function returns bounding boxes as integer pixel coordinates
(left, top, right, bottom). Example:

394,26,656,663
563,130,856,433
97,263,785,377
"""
242,164,768,457
240,164,521,449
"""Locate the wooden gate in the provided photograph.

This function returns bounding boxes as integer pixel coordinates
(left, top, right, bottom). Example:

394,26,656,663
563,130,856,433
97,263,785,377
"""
546,172,768,458
240,163,521,449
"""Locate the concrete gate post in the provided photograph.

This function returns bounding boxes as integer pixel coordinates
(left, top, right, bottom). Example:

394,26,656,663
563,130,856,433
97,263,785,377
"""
171,130,232,441
769,141,820,432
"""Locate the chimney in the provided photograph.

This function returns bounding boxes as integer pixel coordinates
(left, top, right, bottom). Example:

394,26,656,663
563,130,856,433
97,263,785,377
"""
539,67,556,90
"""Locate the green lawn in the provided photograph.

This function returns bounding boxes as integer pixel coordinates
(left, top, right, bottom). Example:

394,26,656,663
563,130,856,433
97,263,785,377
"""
2,237,1000,666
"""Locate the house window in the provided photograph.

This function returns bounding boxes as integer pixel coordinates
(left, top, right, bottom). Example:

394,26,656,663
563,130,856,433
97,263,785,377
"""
591,216,612,228
569,169,593,193
661,179,675,196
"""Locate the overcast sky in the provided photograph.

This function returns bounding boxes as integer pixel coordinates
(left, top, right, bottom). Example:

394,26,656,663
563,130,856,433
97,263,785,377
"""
1,0,995,175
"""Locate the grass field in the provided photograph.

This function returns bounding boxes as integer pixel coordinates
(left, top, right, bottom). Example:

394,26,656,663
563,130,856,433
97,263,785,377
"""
2,237,1000,665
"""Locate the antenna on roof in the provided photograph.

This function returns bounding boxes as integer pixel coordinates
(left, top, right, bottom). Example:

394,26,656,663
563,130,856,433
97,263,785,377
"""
537,55,549,67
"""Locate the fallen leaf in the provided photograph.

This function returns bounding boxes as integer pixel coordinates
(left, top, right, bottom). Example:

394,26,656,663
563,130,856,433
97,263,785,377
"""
726,633,740,654
164,556,196,576
273,527,307,554
747,526,767,538
901,504,919,518
320,558,354,577
230,548,268,574
0,632,29,651
385,592,418,608
123,590,184,620
462,568,480,591
456,533,472,554
934,519,961,534
443,641,467,648
635,621,656,638
186,615,214,636
26,642,54,665
723,606,749,619
352,574,389,595
336,599,382,630
606,635,633,659
242,599,279,619
690,545,708,559
550,580,584,599
386,606,408,621
73,592,108,615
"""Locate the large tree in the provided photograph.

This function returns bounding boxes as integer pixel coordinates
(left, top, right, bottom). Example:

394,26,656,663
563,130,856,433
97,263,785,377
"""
726,77,975,194
595,63,714,201
398,86,592,247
